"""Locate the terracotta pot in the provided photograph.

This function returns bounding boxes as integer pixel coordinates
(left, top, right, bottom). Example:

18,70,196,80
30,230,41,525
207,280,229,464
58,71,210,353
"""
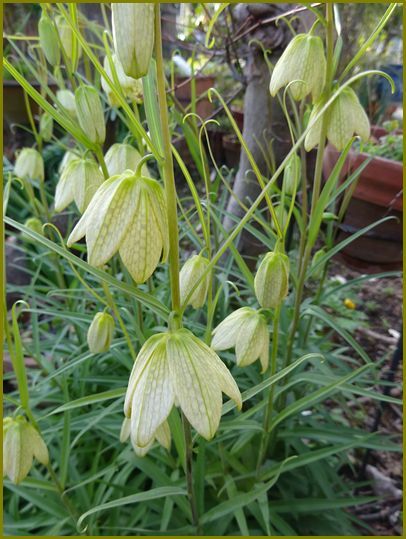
230,106,244,130
3,80,57,127
174,75,215,119
322,127,403,273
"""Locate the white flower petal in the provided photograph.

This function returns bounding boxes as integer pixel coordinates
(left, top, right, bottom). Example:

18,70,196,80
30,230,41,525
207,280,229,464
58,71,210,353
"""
168,333,222,440
130,340,174,448
211,307,252,351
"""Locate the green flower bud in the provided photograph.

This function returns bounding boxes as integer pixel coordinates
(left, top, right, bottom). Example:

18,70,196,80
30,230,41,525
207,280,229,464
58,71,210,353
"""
38,13,60,66
75,85,106,145
283,153,301,195
102,54,143,107
179,254,210,309
305,87,370,152
67,170,169,284
104,143,149,177
270,33,326,102
14,148,44,182
112,3,155,79
39,112,53,142
87,312,115,354
124,328,241,451
56,89,77,119
272,204,288,233
212,307,269,372
310,248,326,280
254,251,290,309
54,14,81,65
55,157,104,213
23,217,43,240
3,416,48,485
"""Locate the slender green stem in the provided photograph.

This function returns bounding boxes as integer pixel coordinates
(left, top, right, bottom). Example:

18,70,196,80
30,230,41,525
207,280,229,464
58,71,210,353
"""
283,3,335,373
94,145,109,180
256,305,281,472
155,4,181,314
102,282,137,362
182,412,201,533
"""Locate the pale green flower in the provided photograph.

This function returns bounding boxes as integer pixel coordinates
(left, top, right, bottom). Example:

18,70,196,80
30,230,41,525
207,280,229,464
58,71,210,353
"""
3,416,49,485
270,33,326,102
179,254,210,309
102,54,143,106
55,157,104,213
304,87,371,151
254,251,290,309
75,85,106,145
14,148,44,182
112,3,155,79
104,143,149,177
55,14,82,63
56,89,77,119
87,312,115,354
124,329,241,449
283,153,301,195
67,170,168,283
22,217,43,241
58,150,79,174
39,112,53,142
212,307,269,372
38,12,60,66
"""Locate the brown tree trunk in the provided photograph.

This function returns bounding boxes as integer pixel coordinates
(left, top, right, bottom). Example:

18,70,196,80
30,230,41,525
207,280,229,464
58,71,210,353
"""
223,4,307,260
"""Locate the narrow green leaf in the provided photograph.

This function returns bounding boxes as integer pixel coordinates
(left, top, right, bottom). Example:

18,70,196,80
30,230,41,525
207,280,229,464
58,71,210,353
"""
49,388,126,415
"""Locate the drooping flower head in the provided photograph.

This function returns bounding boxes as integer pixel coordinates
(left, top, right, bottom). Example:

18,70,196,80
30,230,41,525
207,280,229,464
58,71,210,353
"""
254,251,290,309
55,157,104,213
270,33,326,102
179,253,210,309
212,307,269,372
3,416,49,485
304,87,371,152
124,328,241,453
102,55,143,106
87,312,115,354
14,148,44,182
120,417,171,457
67,170,168,284
75,85,106,145
112,3,155,79
104,143,149,177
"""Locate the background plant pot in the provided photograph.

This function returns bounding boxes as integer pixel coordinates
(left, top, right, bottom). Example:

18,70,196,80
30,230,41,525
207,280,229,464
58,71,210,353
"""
230,106,244,130
174,75,215,119
323,134,403,273
3,79,58,128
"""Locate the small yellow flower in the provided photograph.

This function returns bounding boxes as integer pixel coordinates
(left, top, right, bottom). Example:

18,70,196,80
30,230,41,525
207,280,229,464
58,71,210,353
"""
179,254,210,309
55,157,104,213
67,170,168,283
270,33,326,102
112,3,155,79
3,416,49,485
124,329,241,450
344,298,356,310
14,148,44,182
212,307,269,372
104,143,149,177
87,312,115,354
254,251,290,309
